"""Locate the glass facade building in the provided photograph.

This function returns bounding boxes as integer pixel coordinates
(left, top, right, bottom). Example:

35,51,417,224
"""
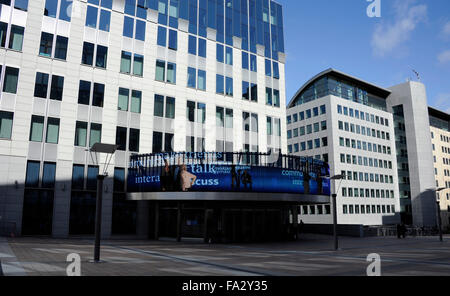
0,0,288,240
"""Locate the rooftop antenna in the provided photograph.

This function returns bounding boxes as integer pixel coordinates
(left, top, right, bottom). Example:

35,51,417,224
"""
410,68,421,82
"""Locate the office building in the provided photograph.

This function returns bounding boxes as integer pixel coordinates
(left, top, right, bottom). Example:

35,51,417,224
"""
429,107,450,230
0,0,289,239
287,70,439,228
286,69,400,226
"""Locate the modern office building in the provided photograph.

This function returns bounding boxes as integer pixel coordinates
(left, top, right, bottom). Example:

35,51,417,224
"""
287,69,442,228
286,69,401,226
0,0,290,240
429,107,450,230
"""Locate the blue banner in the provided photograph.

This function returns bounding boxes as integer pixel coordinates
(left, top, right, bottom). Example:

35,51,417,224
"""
128,163,330,196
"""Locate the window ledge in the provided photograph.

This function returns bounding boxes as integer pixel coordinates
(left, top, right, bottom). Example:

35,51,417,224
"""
38,55,67,62
1,47,23,53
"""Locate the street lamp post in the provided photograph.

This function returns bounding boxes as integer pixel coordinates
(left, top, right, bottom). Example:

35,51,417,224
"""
435,187,447,242
89,143,117,263
327,174,345,251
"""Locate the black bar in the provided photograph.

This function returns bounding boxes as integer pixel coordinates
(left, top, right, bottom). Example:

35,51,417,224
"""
332,193,338,250
94,174,105,262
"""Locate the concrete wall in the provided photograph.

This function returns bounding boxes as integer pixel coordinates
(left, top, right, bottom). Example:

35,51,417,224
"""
387,82,437,227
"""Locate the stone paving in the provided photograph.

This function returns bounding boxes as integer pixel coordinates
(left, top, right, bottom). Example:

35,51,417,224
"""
1,234,450,276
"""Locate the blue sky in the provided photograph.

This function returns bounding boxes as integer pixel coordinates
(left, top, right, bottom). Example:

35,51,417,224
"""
277,0,450,112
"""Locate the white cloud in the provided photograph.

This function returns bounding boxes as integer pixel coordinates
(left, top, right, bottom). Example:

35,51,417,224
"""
442,21,450,37
371,0,427,57
438,50,450,64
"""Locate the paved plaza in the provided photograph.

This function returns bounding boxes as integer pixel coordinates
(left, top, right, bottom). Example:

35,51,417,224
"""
0,234,449,276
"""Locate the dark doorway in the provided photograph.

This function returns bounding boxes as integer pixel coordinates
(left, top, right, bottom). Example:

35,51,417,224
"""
69,191,96,235
159,208,177,237
22,189,54,235
112,193,137,234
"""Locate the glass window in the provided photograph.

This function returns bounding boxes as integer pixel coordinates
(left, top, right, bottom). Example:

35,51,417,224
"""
87,165,99,190
187,67,196,88
42,162,56,188
154,94,164,117
168,29,177,50
74,121,87,146
273,62,279,79
197,103,206,124
123,16,134,38
243,112,250,131
265,59,271,76
118,88,129,111
188,35,196,55
86,5,98,28
198,38,206,57
0,111,13,139
153,131,163,153
273,89,280,107
242,81,249,100
78,80,91,105
266,117,272,135
186,101,195,122
46,117,59,144
225,47,233,65
82,42,95,65
99,9,111,31
155,60,165,81
8,25,24,51
14,0,29,11
250,54,257,72
166,62,176,83
116,126,127,151
92,83,104,107
34,72,49,98
44,0,58,18
59,0,72,21
71,164,84,190
25,161,40,187
216,44,224,62
113,167,125,192
130,90,141,113
3,66,19,94
242,52,248,69
89,123,102,147
0,22,7,48
95,45,108,68
198,70,206,90
225,77,233,96
251,83,258,102
29,115,44,142
216,107,224,127
265,87,272,105
216,74,224,94
133,54,144,76
225,109,233,128
165,97,175,119
120,51,132,73
129,128,140,152
251,113,258,132
39,32,54,57
55,35,68,60
135,19,146,41
157,26,167,46
50,75,64,101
